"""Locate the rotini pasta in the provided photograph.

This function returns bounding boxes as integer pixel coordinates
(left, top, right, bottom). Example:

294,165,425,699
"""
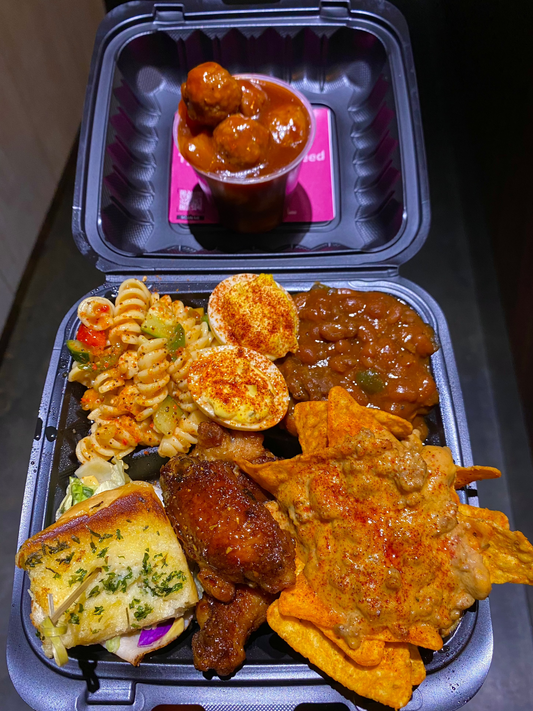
78,297,115,330
109,278,151,347
134,337,171,421
92,367,125,395
186,320,213,352
167,313,214,416
75,416,141,463
117,350,139,379
68,362,95,388
81,389,124,423
168,347,193,390
171,299,198,329
168,352,197,414
85,385,143,426
138,419,163,448
69,278,215,464
158,409,207,458
111,383,143,419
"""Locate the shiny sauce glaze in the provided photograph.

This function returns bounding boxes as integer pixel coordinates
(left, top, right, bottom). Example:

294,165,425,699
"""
277,286,439,433
177,77,311,178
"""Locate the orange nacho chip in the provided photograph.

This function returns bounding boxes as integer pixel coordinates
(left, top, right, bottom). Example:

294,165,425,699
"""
371,409,413,439
408,645,426,686
293,397,412,453
235,456,292,496
319,627,385,667
279,573,442,652
268,601,415,710
278,572,343,629
294,401,328,454
367,626,443,651
455,465,501,489
459,503,509,529
327,386,398,448
458,505,533,584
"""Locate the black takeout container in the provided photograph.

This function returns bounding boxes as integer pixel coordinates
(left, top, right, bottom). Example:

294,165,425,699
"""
8,2,493,710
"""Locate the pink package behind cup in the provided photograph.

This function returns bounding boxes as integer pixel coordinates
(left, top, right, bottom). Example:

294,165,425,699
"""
169,107,335,225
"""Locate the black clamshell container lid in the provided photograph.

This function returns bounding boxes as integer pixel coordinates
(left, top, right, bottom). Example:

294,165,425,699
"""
8,2,493,710
73,0,431,273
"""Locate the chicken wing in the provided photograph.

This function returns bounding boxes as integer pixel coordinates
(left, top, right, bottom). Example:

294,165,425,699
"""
193,585,273,676
192,420,269,463
160,424,295,676
160,456,295,597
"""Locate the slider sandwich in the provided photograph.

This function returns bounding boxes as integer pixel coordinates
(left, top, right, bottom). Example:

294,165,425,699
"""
16,481,197,666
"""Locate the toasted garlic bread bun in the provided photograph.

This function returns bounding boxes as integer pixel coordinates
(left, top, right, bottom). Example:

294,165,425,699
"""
16,482,197,663
187,345,289,430
207,273,299,360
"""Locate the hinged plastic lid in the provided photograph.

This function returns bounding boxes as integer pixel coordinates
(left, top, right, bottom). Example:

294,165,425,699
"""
73,0,430,274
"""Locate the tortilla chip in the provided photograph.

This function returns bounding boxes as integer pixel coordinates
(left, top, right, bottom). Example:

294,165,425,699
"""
459,504,509,529
371,410,413,439
264,500,293,531
408,645,426,686
294,398,412,449
278,572,343,629
279,572,442,651
319,627,385,667
267,601,414,710
458,507,533,585
455,465,501,489
294,401,328,454
236,456,292,496
327,386,397,448
368,625,443,651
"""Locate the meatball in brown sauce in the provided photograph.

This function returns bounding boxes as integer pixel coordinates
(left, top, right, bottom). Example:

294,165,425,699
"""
177,62,311,178
213,115,270,170
238,79,269,118
179,131,215,172
181,62,242,127
268,105,308,149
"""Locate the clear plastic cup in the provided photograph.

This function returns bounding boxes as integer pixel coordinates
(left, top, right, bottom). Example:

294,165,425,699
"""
174,75,316,233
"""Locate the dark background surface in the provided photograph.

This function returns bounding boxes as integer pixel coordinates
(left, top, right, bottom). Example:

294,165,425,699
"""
2,0,533,709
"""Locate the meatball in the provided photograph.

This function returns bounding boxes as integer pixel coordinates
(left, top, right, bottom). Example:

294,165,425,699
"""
213,115,270,170
180,131,216,172
267,104,308,149
181,62,242,127
239,79,269,118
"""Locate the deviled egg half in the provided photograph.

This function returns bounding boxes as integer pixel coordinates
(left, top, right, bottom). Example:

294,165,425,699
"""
207,273,299,360
187,345,289,431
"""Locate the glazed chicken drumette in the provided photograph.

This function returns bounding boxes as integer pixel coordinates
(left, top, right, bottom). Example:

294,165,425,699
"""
160,422,296,676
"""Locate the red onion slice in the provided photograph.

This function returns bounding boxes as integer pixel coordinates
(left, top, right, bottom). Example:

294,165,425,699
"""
138,621,173,647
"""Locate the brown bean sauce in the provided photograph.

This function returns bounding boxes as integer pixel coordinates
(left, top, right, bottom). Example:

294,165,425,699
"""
177,78,311,178
276,286,439,434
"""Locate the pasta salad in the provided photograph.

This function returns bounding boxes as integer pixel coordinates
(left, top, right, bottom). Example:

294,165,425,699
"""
67,278,214,464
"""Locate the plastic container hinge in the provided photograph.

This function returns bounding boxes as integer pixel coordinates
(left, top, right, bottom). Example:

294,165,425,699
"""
319,0,350,18
153,3,184,23
84,679,135,706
